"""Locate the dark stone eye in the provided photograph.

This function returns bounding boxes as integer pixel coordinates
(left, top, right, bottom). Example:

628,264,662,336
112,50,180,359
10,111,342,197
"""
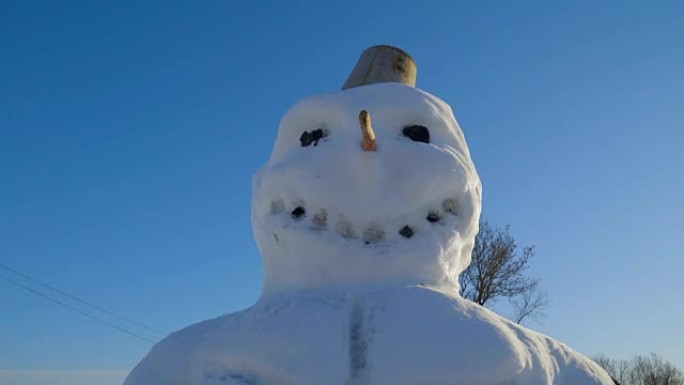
402,125,430,143
300,128,327,147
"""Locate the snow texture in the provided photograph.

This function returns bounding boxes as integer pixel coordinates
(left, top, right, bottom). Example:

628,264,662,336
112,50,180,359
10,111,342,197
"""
124,83,614,385
253,83,481,294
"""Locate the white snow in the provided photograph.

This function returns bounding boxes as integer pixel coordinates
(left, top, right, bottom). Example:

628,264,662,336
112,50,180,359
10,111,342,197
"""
124,83,614,385
124,286,613,385
253,83,481,294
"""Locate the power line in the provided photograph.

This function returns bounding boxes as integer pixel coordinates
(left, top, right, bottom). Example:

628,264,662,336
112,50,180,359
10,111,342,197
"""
0,272,157,344
0,264,166,336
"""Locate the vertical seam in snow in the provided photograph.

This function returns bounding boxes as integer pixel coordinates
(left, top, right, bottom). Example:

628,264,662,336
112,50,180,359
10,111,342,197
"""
347,299,370,385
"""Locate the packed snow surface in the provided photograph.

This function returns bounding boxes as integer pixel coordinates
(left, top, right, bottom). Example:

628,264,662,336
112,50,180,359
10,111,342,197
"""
125,286,613,385
252,83,481,294
124,83,614,385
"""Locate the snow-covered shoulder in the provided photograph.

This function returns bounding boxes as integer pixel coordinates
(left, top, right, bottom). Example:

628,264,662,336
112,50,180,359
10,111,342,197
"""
123,286,613,385
123,315,233,385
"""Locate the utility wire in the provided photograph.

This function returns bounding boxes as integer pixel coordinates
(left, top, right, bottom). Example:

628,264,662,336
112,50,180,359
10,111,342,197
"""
0,264,166,336
0,272,157,344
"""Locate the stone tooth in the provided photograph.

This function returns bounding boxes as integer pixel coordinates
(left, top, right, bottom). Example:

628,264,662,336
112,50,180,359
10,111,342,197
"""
291,206,306,220
426,212,441,223
398,225,414,239
335,221,354,239
270,199,285,214
363,227,385,244
312,210,328,229
442,198,458,215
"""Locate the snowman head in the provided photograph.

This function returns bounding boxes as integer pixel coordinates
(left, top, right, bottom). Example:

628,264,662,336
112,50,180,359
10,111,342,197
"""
252,46,482,294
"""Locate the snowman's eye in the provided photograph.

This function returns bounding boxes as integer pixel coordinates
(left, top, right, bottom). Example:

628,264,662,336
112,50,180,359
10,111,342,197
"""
402,125,430,143
300,129,328,147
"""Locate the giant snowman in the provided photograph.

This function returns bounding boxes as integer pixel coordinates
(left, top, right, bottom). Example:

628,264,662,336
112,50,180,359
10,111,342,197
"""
124,46,614,385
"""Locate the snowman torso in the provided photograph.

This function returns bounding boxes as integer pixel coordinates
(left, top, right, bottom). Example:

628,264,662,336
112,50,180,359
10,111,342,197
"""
125,287,611,385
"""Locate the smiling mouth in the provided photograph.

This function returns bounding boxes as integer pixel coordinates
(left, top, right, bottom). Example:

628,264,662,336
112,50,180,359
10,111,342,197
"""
267,197,460,245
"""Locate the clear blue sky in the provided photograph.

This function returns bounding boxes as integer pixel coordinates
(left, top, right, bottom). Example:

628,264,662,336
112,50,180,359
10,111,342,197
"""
1,1,682,384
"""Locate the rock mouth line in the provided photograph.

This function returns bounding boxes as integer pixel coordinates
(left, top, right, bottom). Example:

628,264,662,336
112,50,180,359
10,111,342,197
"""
267,197,460,245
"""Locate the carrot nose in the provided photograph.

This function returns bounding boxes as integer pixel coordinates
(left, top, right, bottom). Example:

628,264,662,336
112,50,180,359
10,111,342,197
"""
359,110,376,152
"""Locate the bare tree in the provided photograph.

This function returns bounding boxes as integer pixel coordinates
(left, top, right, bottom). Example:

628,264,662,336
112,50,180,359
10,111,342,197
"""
594,354,631,384
594,353,684,385
616,359,633,385
630,353,684,385
459,218,549,324
510,285,550,324
594,354,617,376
